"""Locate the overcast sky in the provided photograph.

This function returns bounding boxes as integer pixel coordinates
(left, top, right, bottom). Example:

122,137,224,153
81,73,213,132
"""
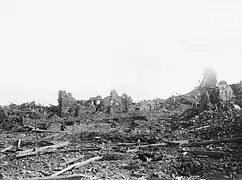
0,0,242,105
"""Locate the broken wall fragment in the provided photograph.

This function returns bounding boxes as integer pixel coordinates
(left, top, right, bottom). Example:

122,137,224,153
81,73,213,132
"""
58,90,77,117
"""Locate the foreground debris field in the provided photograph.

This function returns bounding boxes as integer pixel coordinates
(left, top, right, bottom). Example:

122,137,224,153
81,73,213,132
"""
1,87,242,180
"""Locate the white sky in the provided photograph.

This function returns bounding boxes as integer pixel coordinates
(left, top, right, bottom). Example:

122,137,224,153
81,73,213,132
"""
0,0,242,105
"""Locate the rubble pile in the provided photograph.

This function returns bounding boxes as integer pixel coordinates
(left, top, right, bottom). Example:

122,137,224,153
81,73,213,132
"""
0,85,242,179
0,102,55,132
157,89,242,178
3,101,49,119
0,115,24,131
45,114,65,131
135,98,168,114
167,88,240,139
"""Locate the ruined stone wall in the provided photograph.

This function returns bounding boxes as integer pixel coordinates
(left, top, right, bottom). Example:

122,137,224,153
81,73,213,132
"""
230,83,242,107
101,90,133,114
58,90,77,117
0,108,7,124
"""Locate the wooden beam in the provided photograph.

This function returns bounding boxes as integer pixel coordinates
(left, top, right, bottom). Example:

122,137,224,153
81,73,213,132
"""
32,129,71,134
51,156,103,177
0,154,6,160
21,173,95,180
1,146,13,153
60,155,85,167
184,150,225,158
183,137,242,147
138,143,167,148
16,141,70,158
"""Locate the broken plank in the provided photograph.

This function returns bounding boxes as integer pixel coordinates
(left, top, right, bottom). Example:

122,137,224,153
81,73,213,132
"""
58,147,101,154
16,141,69,158
184,150,226,158
1,146,13,153
116,142,145,146
60,155,85,166
183,137,242,147
118,140,188,147
188,125,211,132
51,156,103,176
29,134,61,146
17,139,21,150
0,154,6,160
25,126,71,134
21,173,95,180
168,140,189,146
127,142,181,151
18,148,58,157
32,129,71,134
126,149,139,153
138,143,167,148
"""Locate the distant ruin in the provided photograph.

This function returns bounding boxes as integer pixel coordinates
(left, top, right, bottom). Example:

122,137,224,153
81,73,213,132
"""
58,90,77,117
57,89,133,117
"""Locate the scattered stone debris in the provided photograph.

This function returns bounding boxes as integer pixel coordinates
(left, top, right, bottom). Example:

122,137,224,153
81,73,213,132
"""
45,114,64,131
0,83,242,179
